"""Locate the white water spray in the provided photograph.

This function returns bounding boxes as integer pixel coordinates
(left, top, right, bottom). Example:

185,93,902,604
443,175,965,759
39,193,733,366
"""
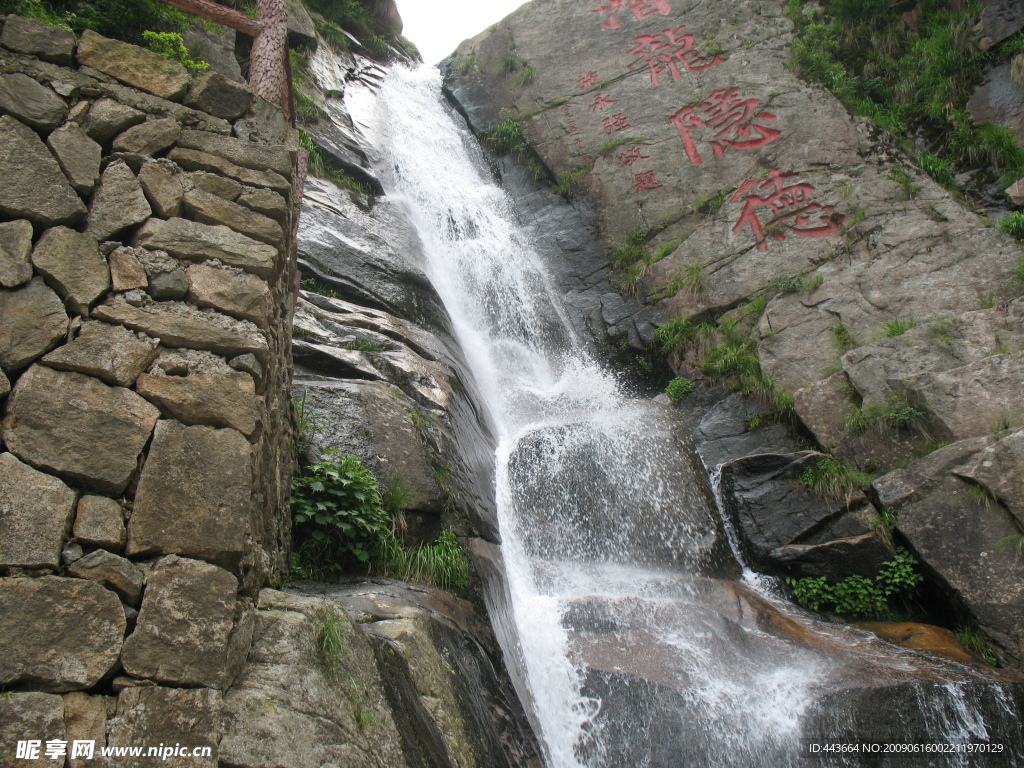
340,62,1023,768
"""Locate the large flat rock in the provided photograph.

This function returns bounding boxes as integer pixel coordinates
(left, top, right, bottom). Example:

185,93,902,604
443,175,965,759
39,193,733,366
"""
128,420,253,567
42,320,160,387
121,555,249,689
76,30,189,101
0,452,76,570
1,365,159,495
107,687,222,768
0,576,125,691
135,217,279,278
30,226,110,315
92,294,270,366
0,115,85,226
0,277,68,375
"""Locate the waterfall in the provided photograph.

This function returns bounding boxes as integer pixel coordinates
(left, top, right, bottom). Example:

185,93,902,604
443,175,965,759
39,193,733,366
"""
342,63,1023,768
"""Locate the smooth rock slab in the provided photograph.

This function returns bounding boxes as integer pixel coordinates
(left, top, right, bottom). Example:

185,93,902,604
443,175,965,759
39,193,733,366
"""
112,117,181,156
135,216,279,277
0,452,77,569
0,115,86,226
0,218,34,288
187,262,273,328
92,294,270,366
108,687,221,768
899,475,1024,666
85,160,152,241
0,277,69,375
0,576,125,691
128,421,253,567
31,226,110,315
0,72,67,133
0,693,65,768
73,495,126,551
47,122,103,196
1,14,77,64
183,71,255,120
68,548,144,604
43,321,159,386
76,30,190,101
1,365,160,495
136,371,259,436
954,429,1024,523
120,555,246,689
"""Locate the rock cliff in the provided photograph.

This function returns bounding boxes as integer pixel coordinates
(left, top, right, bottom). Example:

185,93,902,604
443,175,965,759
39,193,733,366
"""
443,0,1024,669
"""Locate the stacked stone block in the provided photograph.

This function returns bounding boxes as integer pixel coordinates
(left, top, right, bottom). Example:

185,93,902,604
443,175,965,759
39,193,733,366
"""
0,15,297,763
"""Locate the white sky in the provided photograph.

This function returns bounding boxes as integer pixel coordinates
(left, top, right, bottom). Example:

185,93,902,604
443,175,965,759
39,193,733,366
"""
396,0,531,65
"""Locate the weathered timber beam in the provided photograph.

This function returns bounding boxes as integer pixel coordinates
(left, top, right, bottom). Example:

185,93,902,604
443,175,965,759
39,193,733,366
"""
156,0,262,37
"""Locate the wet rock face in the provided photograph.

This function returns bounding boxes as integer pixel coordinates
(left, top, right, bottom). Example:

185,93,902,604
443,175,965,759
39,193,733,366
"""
446,0,1024,670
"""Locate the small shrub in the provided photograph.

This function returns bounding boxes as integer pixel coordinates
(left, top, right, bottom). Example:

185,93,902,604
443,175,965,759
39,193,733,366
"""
654,317,693,353
609,228,648,267
801,455,874,500
831,322,858,353
142,31,208,70
665,377,694,403
787,547,923,619
693,189,727,215
376,529,470,590
291,451,390,573
341,339,388,352
994,533,1024,562
887,401,925,432
882,316,916,337
1002,212,1024,242
955,626,999,665
916,152,957,190
844,404,882,435
484,117,530,154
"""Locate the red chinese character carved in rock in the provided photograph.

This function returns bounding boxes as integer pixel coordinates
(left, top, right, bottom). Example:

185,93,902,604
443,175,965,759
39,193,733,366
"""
620,147,651,166
628,26,724,85
577,71,601,89
591,0,671,30
730,169,845,253
670,87,781,165
634,171,663,192
603,113,632,133
590,93,618,111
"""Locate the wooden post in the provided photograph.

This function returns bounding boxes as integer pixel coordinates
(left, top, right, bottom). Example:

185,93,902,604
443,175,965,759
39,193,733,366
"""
248,0,292,121
153,0,291,119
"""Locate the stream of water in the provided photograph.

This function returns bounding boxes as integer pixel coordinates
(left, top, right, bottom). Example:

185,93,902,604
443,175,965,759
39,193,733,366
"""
344,62,1023,768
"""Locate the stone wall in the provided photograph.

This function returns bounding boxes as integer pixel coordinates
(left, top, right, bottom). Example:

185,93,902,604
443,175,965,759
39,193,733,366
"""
0,13,300,760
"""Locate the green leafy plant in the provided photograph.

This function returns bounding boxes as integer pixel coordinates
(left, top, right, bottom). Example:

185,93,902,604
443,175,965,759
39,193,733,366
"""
291,451,390,573
693,189,728,215
916,152,957,190
0,0,194,45
142,31,208,70
665,377,694,403
787,547,924,618
994,533,1024,562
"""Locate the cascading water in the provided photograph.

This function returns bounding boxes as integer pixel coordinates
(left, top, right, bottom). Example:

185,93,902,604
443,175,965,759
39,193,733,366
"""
342,62,1023,767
